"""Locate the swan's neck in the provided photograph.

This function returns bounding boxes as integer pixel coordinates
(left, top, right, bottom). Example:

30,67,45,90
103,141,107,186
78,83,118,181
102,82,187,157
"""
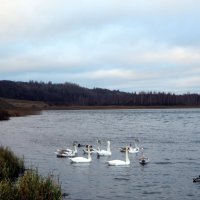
134,141,137,147
141,148,144,157
88,147,91,160
107,141,111,152
74,145,77,153
125,148,129,162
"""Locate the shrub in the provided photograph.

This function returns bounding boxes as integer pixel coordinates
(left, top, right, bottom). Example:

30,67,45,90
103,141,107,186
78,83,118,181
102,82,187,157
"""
0,146,24,180
0,147,62,200
17,170,62,200
0,180,18,200
0,110,10,120
0,170,62,200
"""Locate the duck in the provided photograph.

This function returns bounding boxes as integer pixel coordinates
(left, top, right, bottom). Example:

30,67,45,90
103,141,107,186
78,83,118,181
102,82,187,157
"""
97,141,112,156
139,147,149,165
69,146,92,163
193,175,200,182
77,143,85,147
107,146,130,166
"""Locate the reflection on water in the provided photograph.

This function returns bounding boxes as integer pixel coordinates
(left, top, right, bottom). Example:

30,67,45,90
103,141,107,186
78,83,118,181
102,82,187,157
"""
1,109,200,200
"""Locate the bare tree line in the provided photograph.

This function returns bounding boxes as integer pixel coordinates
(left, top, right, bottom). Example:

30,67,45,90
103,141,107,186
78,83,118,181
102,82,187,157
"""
0,80,199,106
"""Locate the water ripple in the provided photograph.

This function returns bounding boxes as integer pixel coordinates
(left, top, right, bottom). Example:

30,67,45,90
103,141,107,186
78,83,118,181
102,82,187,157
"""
1,109,200,200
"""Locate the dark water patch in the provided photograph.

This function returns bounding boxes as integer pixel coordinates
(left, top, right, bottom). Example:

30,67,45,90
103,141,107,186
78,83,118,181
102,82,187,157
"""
187,193,194,197
163,174,170,176
192,140,200,144
114,177,130,181
135,184,145,188
159,141,178,144
185,157,196,161
132,188,142,191
163,120,170,123
176,161,198,165
186,149,198,152
154,161,173,165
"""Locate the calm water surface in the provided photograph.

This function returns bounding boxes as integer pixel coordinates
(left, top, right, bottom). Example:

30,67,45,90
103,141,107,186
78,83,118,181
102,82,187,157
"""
1,109,200,200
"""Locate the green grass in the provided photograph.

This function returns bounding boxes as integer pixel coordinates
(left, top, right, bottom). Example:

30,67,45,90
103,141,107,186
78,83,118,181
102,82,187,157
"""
0,146,24,180
0,147,62,200
0,180,18,200
16,170,62,200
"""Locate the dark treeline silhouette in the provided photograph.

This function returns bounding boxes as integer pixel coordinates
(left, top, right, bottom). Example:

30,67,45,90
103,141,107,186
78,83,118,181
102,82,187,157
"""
0,80,200,106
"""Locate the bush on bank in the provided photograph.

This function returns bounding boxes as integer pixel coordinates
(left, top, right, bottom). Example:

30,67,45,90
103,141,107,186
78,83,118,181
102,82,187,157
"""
0,146,24,180
17,170,62,200
0,147,62,200
0,110,10,120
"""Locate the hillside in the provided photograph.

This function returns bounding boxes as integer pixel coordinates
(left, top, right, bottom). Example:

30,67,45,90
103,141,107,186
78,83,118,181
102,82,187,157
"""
0,98,44,120
0,80,200,106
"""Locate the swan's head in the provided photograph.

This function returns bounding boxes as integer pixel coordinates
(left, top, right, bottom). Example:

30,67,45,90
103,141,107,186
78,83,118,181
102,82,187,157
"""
97,139,101,144
86,144,93,148
87,145,92,151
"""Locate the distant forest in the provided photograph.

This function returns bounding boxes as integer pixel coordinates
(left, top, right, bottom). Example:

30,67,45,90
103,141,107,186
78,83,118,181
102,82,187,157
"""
0,80,200,106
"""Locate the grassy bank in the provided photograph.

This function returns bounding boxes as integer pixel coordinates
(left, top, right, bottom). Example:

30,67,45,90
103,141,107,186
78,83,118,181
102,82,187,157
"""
0,146,62,200
46,105,200,110
0,110,10,120
0,98,46,120
0,146,24,180
1,97,200,121
0,108,41,121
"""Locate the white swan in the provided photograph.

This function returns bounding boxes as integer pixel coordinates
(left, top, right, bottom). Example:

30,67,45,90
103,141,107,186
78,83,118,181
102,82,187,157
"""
97,141,112,156
56,143,78,154
69,146,92,163
129,146,139,154
55,145,77,157
107,146,130,166
129,140,140,153
120,141,139,154
56,148,72,153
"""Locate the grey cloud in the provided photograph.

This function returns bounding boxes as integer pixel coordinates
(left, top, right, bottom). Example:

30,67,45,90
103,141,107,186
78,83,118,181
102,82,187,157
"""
1,0,200,93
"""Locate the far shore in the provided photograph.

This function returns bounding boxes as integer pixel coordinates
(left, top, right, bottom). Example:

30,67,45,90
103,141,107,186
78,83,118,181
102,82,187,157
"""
3,98,200,111
1,105,198,121
1,98,200,120
3,105,200,120
45,105,200,110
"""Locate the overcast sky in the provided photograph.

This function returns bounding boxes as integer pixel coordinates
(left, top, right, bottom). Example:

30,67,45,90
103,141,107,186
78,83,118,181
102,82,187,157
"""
0,0,200,93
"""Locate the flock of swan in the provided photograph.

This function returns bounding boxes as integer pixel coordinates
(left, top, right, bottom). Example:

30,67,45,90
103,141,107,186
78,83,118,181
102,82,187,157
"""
55,140,149,166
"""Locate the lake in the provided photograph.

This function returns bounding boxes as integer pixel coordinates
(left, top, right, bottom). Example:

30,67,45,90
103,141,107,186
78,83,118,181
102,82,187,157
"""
1,109,200,200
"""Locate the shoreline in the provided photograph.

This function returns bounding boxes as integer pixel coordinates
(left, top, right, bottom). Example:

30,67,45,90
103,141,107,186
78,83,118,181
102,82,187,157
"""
2,105,200,120
45,105,200,110
1,97,200,120
6,105,200,117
